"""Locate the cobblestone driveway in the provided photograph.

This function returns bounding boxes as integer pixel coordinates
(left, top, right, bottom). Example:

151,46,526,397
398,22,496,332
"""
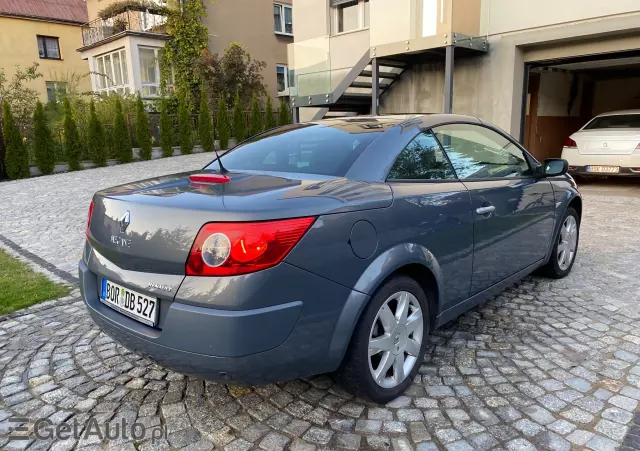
1,159,640,451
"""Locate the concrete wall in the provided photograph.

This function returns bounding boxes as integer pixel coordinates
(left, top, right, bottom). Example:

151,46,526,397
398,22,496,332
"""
0,17,91,103
537,72,582,118
593,77,640,116
205,0,293,101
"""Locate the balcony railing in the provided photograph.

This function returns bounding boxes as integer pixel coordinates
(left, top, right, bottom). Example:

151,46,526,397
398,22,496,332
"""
82,10,168,47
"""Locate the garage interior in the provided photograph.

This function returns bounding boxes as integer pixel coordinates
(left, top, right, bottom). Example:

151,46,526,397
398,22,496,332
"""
523,50,640,162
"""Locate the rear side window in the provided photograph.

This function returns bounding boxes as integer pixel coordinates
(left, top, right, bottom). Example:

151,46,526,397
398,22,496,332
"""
584,114,640,130
213,124,380,176
387,132,456,180
433,124,531,179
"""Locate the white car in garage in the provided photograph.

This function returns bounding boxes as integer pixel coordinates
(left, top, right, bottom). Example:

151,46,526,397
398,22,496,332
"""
562,110,640,177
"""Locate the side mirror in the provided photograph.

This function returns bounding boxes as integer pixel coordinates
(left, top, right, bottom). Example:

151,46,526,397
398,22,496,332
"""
543,158,568,177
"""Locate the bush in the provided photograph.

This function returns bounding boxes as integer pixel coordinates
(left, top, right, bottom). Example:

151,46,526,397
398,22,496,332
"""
87,99,107,167
278,98,291,126
160,98,174,157
63,98,82,171
249,92,262,137
113,98,133,163
178,97,194,155
2,101,30,179
136,93,152,160
216,97,231,150
33,101,55,175
264,95,276,130
232,91,246,141
198,89,214,152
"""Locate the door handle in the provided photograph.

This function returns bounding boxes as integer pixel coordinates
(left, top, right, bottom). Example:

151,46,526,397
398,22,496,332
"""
476,205,495,215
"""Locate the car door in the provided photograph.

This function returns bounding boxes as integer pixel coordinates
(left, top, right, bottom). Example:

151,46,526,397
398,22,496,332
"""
432,123,555,295
386,131,474,310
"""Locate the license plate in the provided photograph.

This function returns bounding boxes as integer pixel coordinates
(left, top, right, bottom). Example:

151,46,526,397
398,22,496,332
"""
100,279,158,327
587,165,619,173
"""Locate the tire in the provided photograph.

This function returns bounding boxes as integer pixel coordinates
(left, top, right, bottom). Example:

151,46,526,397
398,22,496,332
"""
539,207,580,279
336,275,430,403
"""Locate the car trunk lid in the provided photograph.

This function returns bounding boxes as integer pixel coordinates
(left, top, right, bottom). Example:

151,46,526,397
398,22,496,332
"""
574,129,640,155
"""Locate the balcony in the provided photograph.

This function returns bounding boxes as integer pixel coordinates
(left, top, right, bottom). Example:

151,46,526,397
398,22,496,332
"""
81,9,168,48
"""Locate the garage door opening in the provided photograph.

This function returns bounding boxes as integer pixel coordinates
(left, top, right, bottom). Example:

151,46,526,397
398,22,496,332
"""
523,51,640,167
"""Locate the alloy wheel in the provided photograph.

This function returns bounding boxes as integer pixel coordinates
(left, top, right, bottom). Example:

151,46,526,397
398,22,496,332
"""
557,215,578,271
368,291,424,388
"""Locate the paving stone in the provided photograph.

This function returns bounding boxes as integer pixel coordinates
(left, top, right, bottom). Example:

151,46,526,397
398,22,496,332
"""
601,406,633,424
354,420,381,435
531,431,571,451
335,433,362,450
513,419,544,437
560,407,594,424
609,394,638,411
522,405,555,425
547,419,576,435
302,427,333,445
585,435,618,451
505,438,536,451
566,430,594,446
258,432,290,451
594,418,627,441
468,433,499,451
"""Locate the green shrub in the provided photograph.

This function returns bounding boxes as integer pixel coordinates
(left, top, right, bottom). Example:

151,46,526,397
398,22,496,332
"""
198,89,214,152
113,98,133,163
136,93,152,160
264,95,276,130
232,91,246,141
87,99,107,167
2,101,30,179
159,98,174,157
63,98,82,171
178,97,194,155
249,92,262,137
278,98,291,126
33,101,55,175
216,97,231,150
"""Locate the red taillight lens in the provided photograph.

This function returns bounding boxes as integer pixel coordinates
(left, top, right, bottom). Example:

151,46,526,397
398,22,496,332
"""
86,201,95,238
186,217,316,276
189,173,230,184
564,137,577,148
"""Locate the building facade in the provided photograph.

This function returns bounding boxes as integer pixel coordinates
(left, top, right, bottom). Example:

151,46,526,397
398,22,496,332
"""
80,0,293,101
0,0,91,103
290,0,640,160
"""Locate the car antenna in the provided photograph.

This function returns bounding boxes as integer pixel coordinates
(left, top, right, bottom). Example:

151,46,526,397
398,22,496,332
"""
213,148,228,174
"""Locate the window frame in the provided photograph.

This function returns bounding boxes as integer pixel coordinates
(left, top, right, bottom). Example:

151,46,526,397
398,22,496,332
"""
37,35,62,60
429,122,540,182
94,48,130,95
331,0,369,36
138,46,162,98
276,64,289,95
273,3,293,36
385,130,458,183
45,81,68,102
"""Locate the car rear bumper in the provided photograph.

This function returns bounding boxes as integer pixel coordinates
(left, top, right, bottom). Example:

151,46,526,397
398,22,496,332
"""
561,147,640,175
567,166,640,177
79,249,368,384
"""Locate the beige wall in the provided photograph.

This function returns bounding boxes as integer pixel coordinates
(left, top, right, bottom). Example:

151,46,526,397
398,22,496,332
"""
204,0,293,101
0,16,91,103
481,0,640,35
293,0,329,42
87,0,120,22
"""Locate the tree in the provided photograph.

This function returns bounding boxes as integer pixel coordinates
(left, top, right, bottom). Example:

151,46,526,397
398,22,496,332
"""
87,99,107,167
249,92,262,137
232,91,246,142
160,98,174,157
198,88,214,152
278,98,291,126
2,101,29,179
264,95,276,130
216,97,230,150
197,42,267,108
136,93,152,160
160,0,209,103
113,98,133,163
33,101,55,175
178,96,194,154
63,98,82,171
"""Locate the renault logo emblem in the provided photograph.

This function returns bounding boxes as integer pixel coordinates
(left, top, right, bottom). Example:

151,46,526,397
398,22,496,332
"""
120,211,131,233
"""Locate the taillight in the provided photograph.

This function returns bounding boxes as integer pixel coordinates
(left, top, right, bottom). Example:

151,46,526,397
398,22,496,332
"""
564,137,577,148
189,173,230,184
186,217,316,276
86,201,95,238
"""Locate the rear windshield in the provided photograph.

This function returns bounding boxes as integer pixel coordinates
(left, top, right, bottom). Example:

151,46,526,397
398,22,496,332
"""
208,123,380,177
584,114,640,130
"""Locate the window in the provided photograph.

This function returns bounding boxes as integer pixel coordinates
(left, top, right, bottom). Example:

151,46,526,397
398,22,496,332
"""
433,124,531,179
210,123,381,176
94,49,129,95
388,132,456,180
45,82,68,102
584,114,640,130
332,0,369,34
276,64,289,94
37,36,61,60
274,3,293,35
139,47,161,97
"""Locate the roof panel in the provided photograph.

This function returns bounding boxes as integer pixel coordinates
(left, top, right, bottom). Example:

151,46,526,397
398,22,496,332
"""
0,0,88,24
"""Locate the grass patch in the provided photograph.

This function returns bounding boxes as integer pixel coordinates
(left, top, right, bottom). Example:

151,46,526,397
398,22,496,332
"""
0,248,70,315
